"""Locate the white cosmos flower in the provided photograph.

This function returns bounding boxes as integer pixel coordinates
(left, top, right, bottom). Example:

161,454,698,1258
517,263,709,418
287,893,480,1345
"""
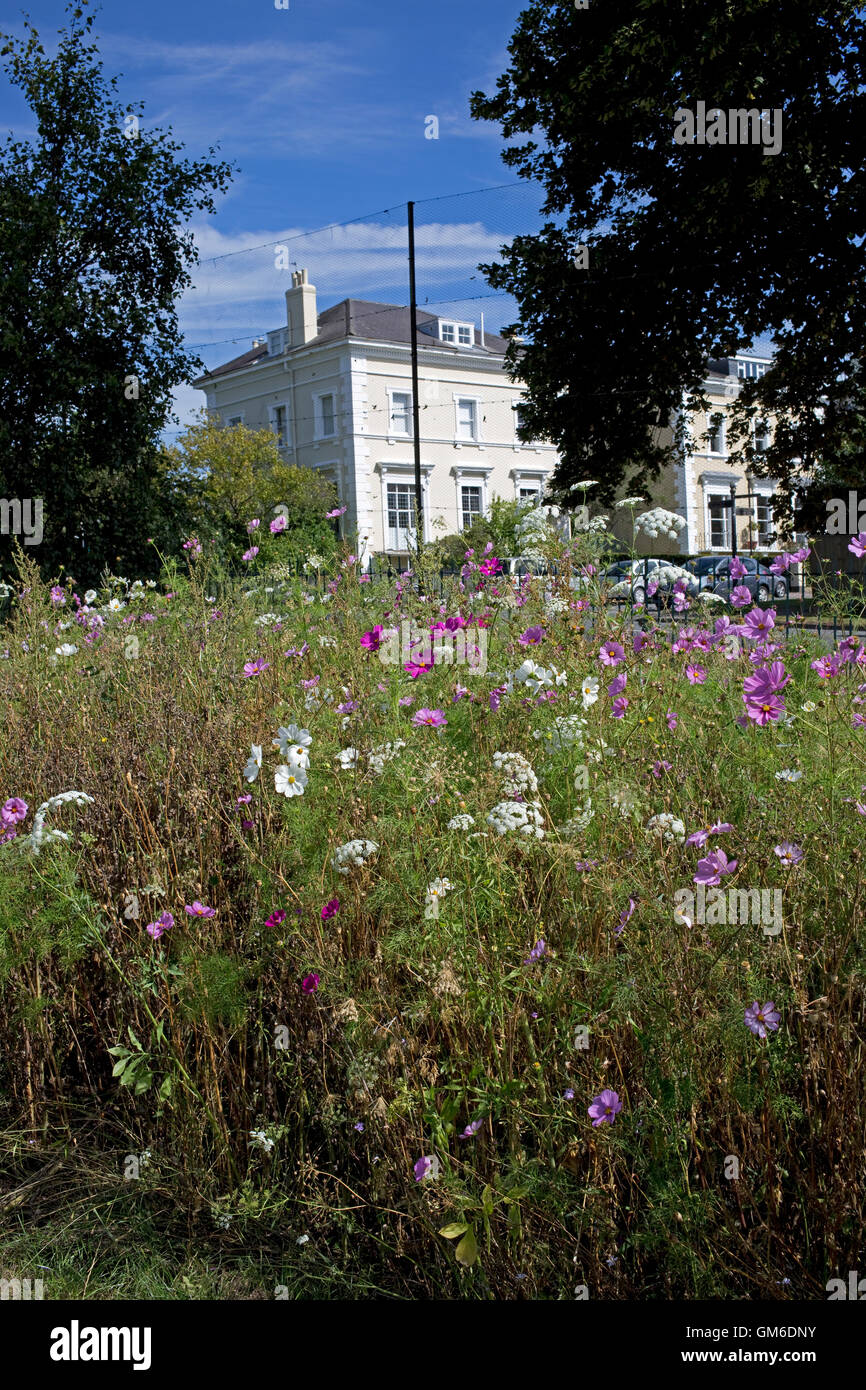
243,745,262,782
106,597,125,612
55,643,78,657
336,747,360,770
775,769,802,782
581,675,600,708
273,725,312,757
84,589,98,604
275,765,308,797
800,701,817,712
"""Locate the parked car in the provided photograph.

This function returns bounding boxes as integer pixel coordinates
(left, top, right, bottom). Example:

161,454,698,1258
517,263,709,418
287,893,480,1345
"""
686,554,788,599
605,558,698,607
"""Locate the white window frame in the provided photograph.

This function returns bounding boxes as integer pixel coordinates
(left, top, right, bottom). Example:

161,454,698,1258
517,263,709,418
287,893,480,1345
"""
314,391,337,441
439,319,474,346
707,411,726,456
751,485,776,548
459,483,484,532
705,491,733,550
753,418,771,454
224,411,245,428
268,401,292,450
453,394,481,446
387,388,413,439
377,462,434,552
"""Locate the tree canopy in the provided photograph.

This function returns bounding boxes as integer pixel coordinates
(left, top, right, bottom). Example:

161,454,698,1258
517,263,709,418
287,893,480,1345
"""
0,0,233,582
470,0,866,529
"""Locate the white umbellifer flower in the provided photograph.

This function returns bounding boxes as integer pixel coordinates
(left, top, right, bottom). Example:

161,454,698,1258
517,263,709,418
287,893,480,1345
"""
331,839,379,875
446,813,475,830
318,635,337,648
645,812,686,844
581,675,600,708
273,725,312,758
615,497,646,508
254,612,281,627
275,765,308,797
572,480,599,489
368,741,405,776
250,1129,275,1154
336,747,360,770
304,687,332,712
486,799,546,839
18,790,95,855
533,713,587,751
698,591,725,604
244,745,262,782
775,769,803,782
610,785,641,817
84,589,98,604
634,507,686,540
557,798,594,837
55,643,78,657
493,751,539,799
544,593,569,617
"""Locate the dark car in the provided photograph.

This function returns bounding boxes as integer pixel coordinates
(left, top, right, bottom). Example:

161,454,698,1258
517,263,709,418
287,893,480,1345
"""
688,555,788,600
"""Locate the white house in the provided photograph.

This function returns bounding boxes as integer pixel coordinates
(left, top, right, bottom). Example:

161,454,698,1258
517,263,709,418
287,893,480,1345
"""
192,269,560,566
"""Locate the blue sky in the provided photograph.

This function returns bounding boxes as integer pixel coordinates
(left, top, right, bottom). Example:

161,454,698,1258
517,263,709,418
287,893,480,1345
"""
1,0,543,432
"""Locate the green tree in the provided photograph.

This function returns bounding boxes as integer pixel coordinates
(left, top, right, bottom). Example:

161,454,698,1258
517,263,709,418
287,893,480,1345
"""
470,0,866,527
164,413,339,565
0,1,233,582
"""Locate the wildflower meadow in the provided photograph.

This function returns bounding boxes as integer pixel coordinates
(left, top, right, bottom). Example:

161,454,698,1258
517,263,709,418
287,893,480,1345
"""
1,523,865,1302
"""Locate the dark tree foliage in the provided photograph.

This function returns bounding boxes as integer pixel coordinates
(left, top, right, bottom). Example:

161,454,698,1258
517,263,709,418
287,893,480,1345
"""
470,0,865,527
0,2,233,583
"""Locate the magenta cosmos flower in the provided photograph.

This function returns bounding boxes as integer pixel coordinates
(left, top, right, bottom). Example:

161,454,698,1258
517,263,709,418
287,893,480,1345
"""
588,1089,622,1127
686,821,734,848
740,606,776,641
301,973,320,994
519,625,546,646
265,909,287,928
146,911,174,940
321,898,340,921
599,640,626,667
360,626,384,653
694,849,738,886
729,584,753,609
185,900,216,918
743,662,789,701
743,690,786,725
412,707,447,727
242,657,270,678
744,1000,781,1038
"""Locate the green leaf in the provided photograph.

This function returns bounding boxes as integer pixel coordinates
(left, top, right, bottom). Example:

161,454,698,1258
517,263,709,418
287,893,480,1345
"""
455,1228,479,1266
439,1222,469,1239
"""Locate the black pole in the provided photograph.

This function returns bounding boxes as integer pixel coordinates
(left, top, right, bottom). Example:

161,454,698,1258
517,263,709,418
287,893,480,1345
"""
407,202,423,559
730,482,738,558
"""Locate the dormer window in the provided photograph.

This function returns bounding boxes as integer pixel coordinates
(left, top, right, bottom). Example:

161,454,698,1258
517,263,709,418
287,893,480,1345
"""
439,320,474,347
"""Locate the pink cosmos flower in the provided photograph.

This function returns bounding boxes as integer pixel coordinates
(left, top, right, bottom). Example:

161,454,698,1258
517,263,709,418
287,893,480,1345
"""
519,626,546,646
685,664,707,685
607,672,627,697
270,515,288,534
242,657,270,678
743,662,790,700
774,841,804,868
361,626,384,653
247,519,260,533
588,1089,622,1127
599,640,626,667
686,821,734,848
1,798,28,825
266,909,287,928
242,547,259,562
729,585,753,609
694,849,738,886
728,556,748,580
744,1000,781,1039
412,708,447,727
743,691,786,725
146,911,174,940
652,759,672,779
185,901,216,918
740,607,776,641
611,696,629,718
848,532,866,558
666,709,678,731
326,507,347,519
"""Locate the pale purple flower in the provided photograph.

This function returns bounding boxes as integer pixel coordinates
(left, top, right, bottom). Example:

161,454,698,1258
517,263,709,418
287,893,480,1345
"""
146,911,174,940
459,1120,483,1139
694,849,738,886
685,663,707,685
242,547,259,562
599,640,626,667
607,673,627,697
524,938,547,964
270,515,288,534
519,625,546,646
774,841,804,868
247,519,260,533
744,1000,781,1039
729,585,753,609
611,696,629,718
326,507,347,519
588,1089,622,1127
413,1155,438,1182
848,532,866,558
185,900,216,918
242,657,270,678
615,898,636,936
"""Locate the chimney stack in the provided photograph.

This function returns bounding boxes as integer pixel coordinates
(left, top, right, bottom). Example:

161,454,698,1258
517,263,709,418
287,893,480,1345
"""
285,268,318,347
